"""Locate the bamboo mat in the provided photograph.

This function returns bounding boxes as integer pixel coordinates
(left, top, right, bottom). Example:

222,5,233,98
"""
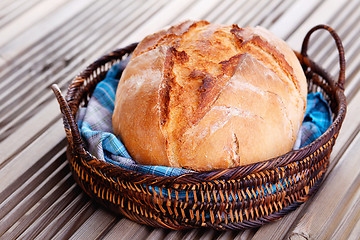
0,0,359,239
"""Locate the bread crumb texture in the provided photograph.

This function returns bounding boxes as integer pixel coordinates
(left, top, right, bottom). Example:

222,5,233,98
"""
113,20,307,171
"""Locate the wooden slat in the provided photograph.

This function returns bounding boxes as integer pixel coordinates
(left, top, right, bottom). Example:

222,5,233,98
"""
242,0,285,27
269,0,323,41
0,0,94,60
68,209,117,239
1,175,75,239
201,0,237,24
0,147,66,217
257,0,294,29
0,0,104,81
0,0,99,93
120,0,203,47
163,229,186,240
0,100,61,162
286,0,352,48
197,229,217,240
0,0,43,29
0,121,65,193
0,0,21,17
212,0,255,24
0,0,135,108
231,0,272,27
49,200,97,240
145,228,167,240
172,0,221,23
347,215,360,240
234,230,257,240
0,163,71,236
101,218,151,240
322,176,360,240
0,0,71,48
19,188,85,239
0,0,165,141
307,0,360,63
182,229,205,240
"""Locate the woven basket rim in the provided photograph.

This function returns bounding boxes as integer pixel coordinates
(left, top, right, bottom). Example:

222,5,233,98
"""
57,25,347,183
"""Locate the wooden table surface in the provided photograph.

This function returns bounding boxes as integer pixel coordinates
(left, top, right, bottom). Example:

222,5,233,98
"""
0,0,359,239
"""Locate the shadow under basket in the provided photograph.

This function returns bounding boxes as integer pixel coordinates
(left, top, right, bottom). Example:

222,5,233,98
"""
51,25,347,230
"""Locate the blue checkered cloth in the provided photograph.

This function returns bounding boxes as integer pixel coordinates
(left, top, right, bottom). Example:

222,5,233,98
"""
77,61,332,177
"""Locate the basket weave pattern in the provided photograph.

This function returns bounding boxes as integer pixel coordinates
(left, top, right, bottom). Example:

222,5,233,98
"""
52,25,346,230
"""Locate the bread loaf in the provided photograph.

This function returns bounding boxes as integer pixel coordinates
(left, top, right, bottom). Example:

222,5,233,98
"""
112,20,307,171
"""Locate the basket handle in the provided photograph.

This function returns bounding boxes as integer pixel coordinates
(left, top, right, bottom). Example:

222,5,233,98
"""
301,24,345,90
51,84,84,151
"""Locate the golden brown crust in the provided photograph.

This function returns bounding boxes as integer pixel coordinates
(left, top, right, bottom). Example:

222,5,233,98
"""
113,21,307,171
112,46,170,166
132,20,197,58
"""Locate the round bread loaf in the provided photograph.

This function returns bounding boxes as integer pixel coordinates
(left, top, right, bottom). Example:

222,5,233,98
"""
112,20,307,171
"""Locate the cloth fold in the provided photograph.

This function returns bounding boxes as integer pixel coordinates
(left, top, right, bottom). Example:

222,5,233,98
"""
77,61,332,177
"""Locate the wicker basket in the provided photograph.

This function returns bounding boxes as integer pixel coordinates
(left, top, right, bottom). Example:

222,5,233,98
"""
51,25,346,230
